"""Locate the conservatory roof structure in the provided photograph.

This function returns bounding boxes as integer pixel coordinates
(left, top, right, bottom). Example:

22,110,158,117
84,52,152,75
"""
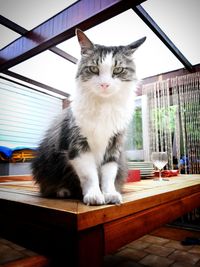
0,0,199,98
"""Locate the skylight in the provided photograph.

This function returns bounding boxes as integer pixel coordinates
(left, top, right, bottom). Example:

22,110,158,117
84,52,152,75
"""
0,0,199,96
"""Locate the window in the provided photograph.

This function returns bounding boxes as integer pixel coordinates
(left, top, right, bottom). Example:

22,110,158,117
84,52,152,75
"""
126,95,149,161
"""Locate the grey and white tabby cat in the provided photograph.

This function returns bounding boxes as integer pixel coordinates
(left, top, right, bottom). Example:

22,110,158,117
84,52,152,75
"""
32,29,146,205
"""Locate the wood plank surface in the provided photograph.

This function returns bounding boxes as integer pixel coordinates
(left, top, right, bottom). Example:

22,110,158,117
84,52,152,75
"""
0,175,200,229
152,226,200,241
0,174,199,267
77,175,200,230
0,175,32,182
104,191,200,253
2,255,50,267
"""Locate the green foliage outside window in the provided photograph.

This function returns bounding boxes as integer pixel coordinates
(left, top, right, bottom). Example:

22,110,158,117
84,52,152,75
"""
152,105,177,132
126,106,143,150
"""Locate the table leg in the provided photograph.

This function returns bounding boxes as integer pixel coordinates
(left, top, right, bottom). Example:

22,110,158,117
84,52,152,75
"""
75,225,104,267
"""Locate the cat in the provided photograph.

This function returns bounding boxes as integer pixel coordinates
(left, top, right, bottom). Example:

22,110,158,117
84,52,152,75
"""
31,29,146,205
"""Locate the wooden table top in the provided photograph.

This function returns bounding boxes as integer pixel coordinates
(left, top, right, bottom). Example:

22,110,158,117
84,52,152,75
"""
0,174,200,230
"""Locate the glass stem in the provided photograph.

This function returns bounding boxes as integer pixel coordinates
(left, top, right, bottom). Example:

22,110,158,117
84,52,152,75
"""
159,169,162,181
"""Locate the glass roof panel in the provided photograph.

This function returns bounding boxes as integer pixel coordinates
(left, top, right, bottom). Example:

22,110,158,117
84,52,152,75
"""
58,9,182,80
0,0,78,30
2,1,198,97
10,50,77,97
0,25,20,49
142,0,200,65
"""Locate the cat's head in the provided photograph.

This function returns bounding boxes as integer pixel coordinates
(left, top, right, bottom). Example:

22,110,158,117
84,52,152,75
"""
75,29,146,98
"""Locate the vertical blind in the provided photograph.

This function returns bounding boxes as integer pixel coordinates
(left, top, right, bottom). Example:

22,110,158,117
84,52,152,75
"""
0,78,62,147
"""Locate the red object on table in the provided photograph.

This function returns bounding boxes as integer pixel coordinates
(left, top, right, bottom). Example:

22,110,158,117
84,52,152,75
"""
126,170,141,182
154,170,179,177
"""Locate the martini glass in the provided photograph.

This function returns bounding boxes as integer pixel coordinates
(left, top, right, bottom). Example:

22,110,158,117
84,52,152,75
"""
151,152,168,181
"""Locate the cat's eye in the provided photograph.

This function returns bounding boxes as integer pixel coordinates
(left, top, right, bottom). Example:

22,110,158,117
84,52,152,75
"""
89,66,99,74
113,67,124,75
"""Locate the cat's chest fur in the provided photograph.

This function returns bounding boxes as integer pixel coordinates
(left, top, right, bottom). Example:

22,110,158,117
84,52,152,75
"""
72,96,133,164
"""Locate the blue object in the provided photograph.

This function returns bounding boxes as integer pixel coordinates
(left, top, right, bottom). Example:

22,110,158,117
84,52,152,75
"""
0,146,13,158
0,146,37,159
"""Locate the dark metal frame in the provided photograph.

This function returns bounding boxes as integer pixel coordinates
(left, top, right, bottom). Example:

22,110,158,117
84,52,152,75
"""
0,0,195,96
0,15,78,64
0,0,143,71
0,14,77,95
132,5,193,71
0,74,68,99
2,70,69,98
0,15,27,35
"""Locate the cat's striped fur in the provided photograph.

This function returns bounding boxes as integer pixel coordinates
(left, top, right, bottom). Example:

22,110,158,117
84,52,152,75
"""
32,29,146,205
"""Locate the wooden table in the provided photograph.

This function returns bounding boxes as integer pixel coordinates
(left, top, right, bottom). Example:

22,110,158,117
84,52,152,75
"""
0,175,200,267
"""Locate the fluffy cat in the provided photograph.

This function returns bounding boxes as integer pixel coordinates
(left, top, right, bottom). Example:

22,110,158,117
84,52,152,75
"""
32,29,146,205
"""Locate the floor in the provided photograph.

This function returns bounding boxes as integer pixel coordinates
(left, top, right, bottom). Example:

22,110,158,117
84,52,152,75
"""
0,226,200,266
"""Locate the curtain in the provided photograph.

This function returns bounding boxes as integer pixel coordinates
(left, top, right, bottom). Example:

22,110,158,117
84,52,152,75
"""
142,72,200,174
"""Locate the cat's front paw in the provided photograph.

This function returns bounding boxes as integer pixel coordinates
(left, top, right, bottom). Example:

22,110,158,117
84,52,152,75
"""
103,191,122,204
83,190,105,206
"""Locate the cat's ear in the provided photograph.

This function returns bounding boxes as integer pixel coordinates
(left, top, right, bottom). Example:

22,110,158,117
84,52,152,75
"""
76,29,94,54
126,36,146,55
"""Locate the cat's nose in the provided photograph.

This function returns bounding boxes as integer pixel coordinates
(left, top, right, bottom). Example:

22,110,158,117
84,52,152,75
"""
100,83,110,90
